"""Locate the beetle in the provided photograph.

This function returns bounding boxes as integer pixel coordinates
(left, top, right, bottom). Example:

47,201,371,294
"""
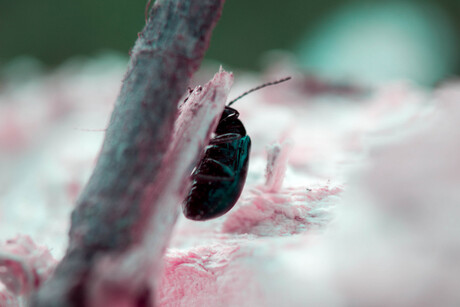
182,77,292,221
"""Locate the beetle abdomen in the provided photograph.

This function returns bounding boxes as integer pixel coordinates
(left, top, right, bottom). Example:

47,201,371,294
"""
183,135,251,221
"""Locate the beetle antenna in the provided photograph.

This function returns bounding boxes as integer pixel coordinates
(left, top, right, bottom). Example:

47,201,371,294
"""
227,76,292,106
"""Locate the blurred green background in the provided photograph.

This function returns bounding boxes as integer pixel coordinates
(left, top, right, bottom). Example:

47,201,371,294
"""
0,0,459,84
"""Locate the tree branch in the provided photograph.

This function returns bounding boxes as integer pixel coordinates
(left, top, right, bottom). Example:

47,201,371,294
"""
30,0,226,305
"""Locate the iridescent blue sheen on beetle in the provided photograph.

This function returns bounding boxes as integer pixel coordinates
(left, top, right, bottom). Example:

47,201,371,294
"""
183,106,251,220
182,77,291,221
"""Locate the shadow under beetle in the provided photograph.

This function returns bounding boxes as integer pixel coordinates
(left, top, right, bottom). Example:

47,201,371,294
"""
183,77,291,221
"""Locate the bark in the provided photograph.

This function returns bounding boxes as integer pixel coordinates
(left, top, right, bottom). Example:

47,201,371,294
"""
30,0,226,306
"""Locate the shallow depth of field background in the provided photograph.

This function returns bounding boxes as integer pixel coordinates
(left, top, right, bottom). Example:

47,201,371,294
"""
2,1,460,305
0,0,459,85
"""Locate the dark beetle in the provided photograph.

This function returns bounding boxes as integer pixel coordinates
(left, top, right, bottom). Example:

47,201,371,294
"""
182,77,291,221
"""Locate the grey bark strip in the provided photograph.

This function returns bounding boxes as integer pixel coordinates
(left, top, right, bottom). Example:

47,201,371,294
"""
88,70,233,306
30,0,226,306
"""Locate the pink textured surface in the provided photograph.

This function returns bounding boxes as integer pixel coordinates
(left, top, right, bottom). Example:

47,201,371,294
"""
159,244,256,307
0,285,19,307
0,235,56,306
2,57,460,305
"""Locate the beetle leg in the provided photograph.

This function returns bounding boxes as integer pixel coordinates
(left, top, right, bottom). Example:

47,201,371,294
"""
192,158,235,181
193,173,234,182
209,133,242,145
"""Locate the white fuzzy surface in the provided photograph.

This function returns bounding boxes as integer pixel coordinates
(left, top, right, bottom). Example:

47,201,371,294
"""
1,56,460,306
